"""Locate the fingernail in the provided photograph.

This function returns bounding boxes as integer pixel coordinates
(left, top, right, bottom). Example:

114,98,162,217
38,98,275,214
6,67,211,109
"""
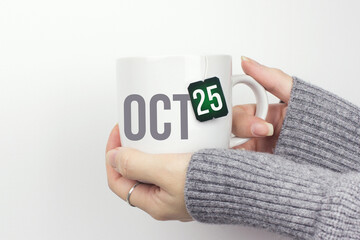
251,122,274,137
107,149,119,168
241,56,250,62
241,56,261,66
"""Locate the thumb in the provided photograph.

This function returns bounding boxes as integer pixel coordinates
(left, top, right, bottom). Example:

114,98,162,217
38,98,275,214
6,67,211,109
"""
106,147,190,191
241,56,293,103
106,147,164,186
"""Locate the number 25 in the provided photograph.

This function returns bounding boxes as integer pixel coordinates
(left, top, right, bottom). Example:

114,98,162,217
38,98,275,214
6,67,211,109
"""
193,84,223,116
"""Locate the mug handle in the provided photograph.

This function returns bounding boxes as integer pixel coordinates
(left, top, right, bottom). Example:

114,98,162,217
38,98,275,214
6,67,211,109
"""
229,74,269,147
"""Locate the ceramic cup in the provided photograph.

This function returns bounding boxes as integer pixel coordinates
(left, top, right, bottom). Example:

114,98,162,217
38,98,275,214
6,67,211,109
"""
117,55,268,153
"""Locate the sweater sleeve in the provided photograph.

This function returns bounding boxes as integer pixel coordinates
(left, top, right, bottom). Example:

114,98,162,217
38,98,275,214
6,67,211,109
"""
184,149,360,240
275,77,360,173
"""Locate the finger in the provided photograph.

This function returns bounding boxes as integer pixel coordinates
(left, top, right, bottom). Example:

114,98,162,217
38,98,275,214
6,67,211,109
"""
107,175,158,211
232,105,273,138
241,56,293,103
106,124,121,153
107,147,191,191
105,124,122,186
104,126,162,215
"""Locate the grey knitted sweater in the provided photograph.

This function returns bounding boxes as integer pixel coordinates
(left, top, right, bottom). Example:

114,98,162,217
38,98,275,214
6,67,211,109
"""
184,78,360,240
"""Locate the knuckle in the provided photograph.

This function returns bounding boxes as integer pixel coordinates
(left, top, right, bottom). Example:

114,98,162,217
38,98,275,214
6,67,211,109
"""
151,211,168,221
242,104,256,113
273,67,284,75
107,178,115,192
232,105,246,114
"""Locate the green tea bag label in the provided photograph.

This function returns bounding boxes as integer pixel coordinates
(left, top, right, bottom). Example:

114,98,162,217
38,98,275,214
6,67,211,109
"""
187,77,228,122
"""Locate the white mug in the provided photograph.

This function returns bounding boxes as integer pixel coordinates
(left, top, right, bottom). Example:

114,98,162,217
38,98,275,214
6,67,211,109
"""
117,55,268,153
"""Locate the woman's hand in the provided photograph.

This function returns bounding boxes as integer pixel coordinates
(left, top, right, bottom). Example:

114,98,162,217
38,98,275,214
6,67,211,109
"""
105,56,294,221
232,56,293,153
105,125,193,221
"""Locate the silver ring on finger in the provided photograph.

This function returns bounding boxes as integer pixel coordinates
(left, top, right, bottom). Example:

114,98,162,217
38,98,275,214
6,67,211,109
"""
126,182,142,207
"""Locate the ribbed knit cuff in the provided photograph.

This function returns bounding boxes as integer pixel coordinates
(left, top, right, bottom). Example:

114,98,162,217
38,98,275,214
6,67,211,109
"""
185,149,360,239
314,173,360,239
275,77,360,173
185,148,339,239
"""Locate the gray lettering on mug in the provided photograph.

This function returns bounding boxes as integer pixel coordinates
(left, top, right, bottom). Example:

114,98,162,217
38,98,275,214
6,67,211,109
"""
124,94,146,140
123,93,190,141
150,94,171,140
173,94,190,139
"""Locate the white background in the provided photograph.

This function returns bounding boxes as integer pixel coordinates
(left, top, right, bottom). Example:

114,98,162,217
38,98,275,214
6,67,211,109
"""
1,0,360,239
